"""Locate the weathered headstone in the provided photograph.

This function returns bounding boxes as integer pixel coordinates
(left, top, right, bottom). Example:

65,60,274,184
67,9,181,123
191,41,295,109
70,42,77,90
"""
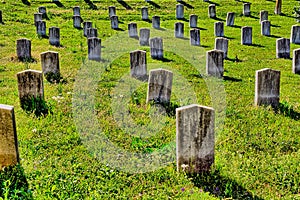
243,3,251,16
226,12,235,26
86,28,98,39
208,4,216,18
110,15,119,29
175,22,184,38
214,21,224,37
261,20,270,36
255,68,280,108
141,7,148,20
34,13,42,25
152,16,160,29
293,48,300,74
139,28,150,46
206,49,224,78
241,26,252,45
0,104,19,168
83,21,92,37
176,4,184,19
73,15,82,28
149,37,163,59
38,6,46,19
190,14,198,28
190,29,200,46
109,6,116,18
260,10,268,23
36,21,46,37
176,104,215,173
49,27,60,47
88,37,101,61
40,51,60,82
16,38,31,61
130,50,147,79
128,22,138,38
276,38,290,58
290,25,300,44
73,6,80,16
215,37,228,58
147,68,173,103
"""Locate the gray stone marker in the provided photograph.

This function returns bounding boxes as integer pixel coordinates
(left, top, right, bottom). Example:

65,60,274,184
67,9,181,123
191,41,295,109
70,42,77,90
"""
88,37,101,61
176,104,215,173
147,68,173,103
49,27,60,47
38,6,46,18
130,50,147,79
215,37,228,58
109,6,116,18
208,4,216,18
241,26,252,45
214,21,224,37
83,21,92,37
17,70,44,109
34,13,42,25
243,3,251,16
152,16,160,29
73,15,82,28
150,37,163,59
16,38,31,61
86,28,98,39
226,12,235,26
110,15,119,29
260,10,268,23
73,6,80,16
276,38,290,58
255,68,280,108
175,22,184,38
0,10,2,24
290,25,300,44
261,20,270,36
128,22,138,38
0,104,19,168
293,48,300,74
190,29,200,46
141,7,148,20
139,28,150,46
190,14,198,28
206,49,224,78
176,4,184,19
36,21,46,37
40,51,60,82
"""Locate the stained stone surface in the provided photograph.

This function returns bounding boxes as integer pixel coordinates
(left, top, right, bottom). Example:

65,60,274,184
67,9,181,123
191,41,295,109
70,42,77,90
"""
215,37,228,58
73,15,82,28
176,4,184,19
73,6,80,16
175,22,184,38
214,21,224,37
226,12,235,26
141,7,148,20
49,27,60,46
88,37,101,61
261,20,270,36
243,3,251,16
139,28,150,46
293,48,300,74
260,10,268,23
189,14,198,28
128,22,138,38
190,29,200,46
16,38,31,61
206,49,224,78
110,15,119,29
130,50,147,79
208,4,216,18
109,6,116,18
83,21,92,37
149,37,163,59
152,16,160,29
290,25,300,44
40,51,60,82
241,26,252,45
276,38,290,58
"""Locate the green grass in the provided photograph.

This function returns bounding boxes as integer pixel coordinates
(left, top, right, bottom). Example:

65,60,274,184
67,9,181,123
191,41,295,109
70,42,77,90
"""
0,0,300,199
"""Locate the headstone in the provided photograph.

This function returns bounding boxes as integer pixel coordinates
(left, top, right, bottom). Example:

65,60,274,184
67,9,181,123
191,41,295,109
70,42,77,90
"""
40,51,60,82
147,68,173,103
49,27,60,47
226,12,235,26
152,16,160,29
141,7,148,20
208,4,216,18
261,20,270,36
175,22,184,38
241,26,252,45
215,37,228,58
16,38,31,61
73,15,82,28
260,10,268,23
86,28,98,39
38,6,46,19
130,50,147,79
139,28,150,46
176,4,184,19
190,29,200,46
36,21,46,37
128,22,138,38
83,21,93,37
176,104,215,173
293,48,300,74
34,13,42,25
73,6,80,16
290,25,300,44
109,6,116,18
0,10,2,24
88,37,101,61
214,21,224,37
110,15,119,29
206,49,224,78
149,37,163,59
190,14,198,28
255,68,280,108
17,70,44,109
243,3,251,16
0,104,19,168
276,38,290,58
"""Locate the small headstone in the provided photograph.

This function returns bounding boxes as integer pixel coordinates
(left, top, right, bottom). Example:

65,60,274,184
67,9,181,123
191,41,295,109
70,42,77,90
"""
40,51,60,82
16,38,31,61
208,4,216,18
241,26,252,45
147,68,173,103
49,27,60,47
290,25,300,44
149,37,163,59
190,29,200,46
276,38,290,58
175,22,184,38
261,20,270,36
176,104,215,173
110,15,119,29
152,16,160,29
83,21,92,37
38,6,46,19
176,4,184,19
109,6,116,18
130,50,147,79
73,6,80,16
189,14,198,28
34,13,42,25
293,48,300,74
255,68,280,108
0,104,19,168
206,49,224,78
215,37,228,58
88,37,101,61
36,21,46,37
128,22,138,38
226,12,235,26
141,7,148,20
73,15,82,28
86,28,98,39
214,21,224,37
139,28,150,46
260,10,268,23
243,3,251,16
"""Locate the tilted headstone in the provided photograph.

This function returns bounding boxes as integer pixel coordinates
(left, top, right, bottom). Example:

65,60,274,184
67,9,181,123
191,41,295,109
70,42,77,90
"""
88,37,101,61
175,22,184,38
241,26,252,45
255,68,280,108
290,25,300,44
176,104,215,173
176,4,184,19
147,68,173,103
243,3,251,16
190,14,198,28
261,20,270,36
130,50,147,79
109,6,116,18
128,22,138,38
293,49,300,74
139,28,150,46
226,12,235,26
208,4,216,18
34,13,42,25
49,27,60,47
276,38,290,58
190,29,200,46
152,16,160,29
38,6,46,19
206,49,224,78
260,10,268,23
214,21,224,37
73,15,82,28
16,38,31,61
83,21,92,37
40,51,60,82
215,37,228,58
86,28,98,39
0,104,19,168
36,21,46,37
149,37,163,59
141,7,148,20
110,15,119,29
73,6,80,16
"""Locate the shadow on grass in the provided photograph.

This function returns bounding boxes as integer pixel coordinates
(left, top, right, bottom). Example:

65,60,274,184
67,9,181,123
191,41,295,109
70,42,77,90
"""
113,27,125,31
203,1,220,6
271,24,281,28
249,15,259,19
149,101,180,117
229,24,242,28
178,17,189,22
84,0,97,10
53,1,65,8
143,19,152,23
280,13,296,19
223,76,242,82
179,1,194,9
21,0,30,5
244,43,264,48
147,1,161,9
224,35,235,39
266,34,281,38
21,97,52,117
275,102,300,120
117,0,133,10
213,17,225,21
226,56,242,62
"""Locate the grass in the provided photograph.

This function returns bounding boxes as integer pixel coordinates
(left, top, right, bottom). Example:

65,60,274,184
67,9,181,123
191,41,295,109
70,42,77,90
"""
0,0,300,199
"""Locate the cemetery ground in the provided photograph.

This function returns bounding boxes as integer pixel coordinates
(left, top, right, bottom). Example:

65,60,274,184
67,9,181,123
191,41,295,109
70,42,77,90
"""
0,0,300,199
